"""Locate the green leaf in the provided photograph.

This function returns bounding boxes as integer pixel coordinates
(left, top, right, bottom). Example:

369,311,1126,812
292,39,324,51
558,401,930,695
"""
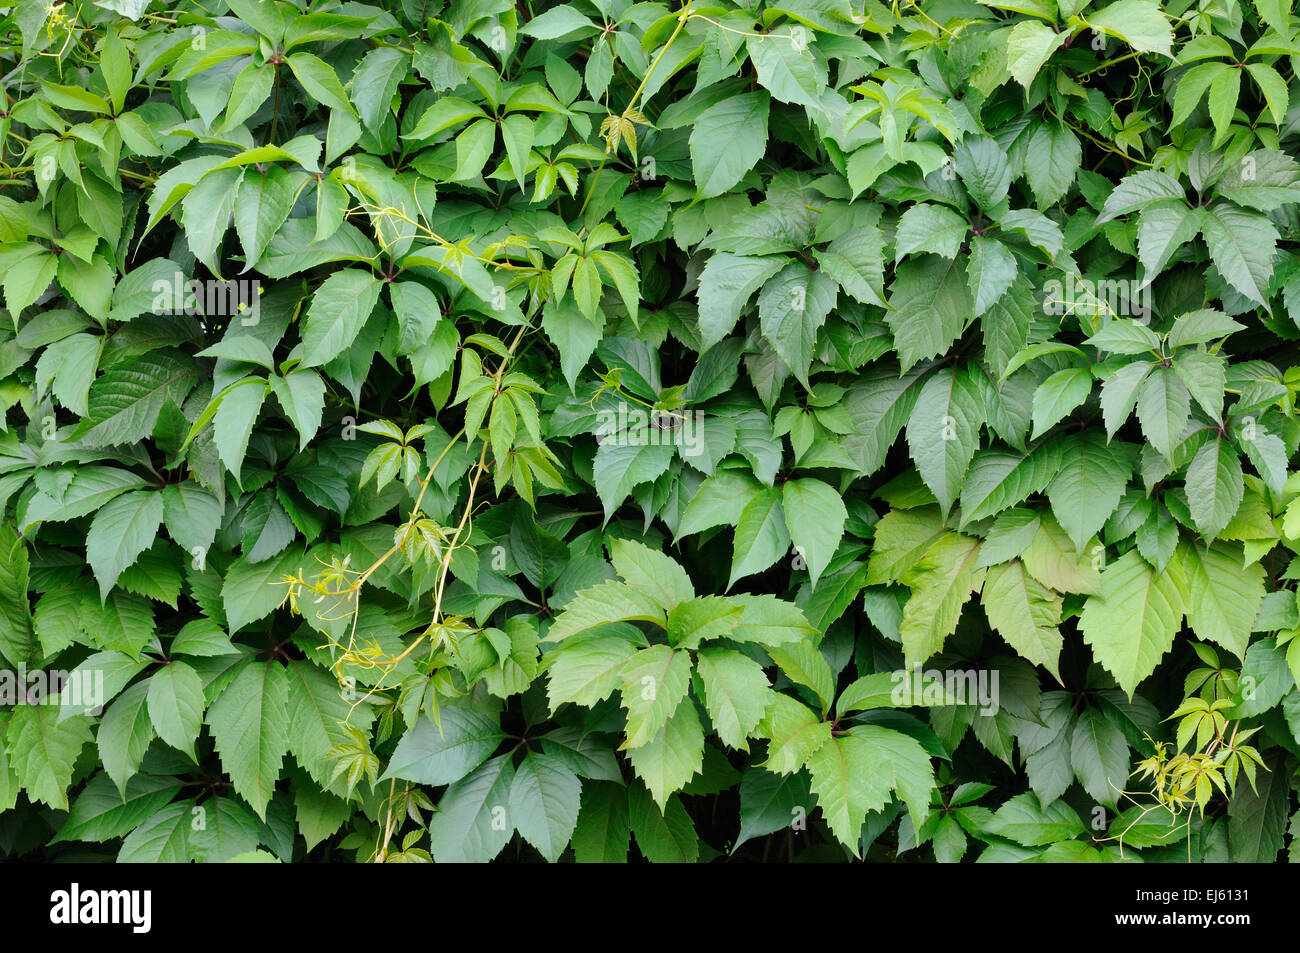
1206,65,1242,144
96,682,153,794
1023,122,1081,206
207,662,290,819
1030,368,1092,440
592,440,676,521
1079,550,1187,697
619,645,692,749
269,370,326,451
886,255,973,372
287,52,357,115
758,692,831,775
690,92,769,198
53,773,182,845
806,725,933,853
1137,200,1204,281
695,647,770,749
571,782,630,862
146,659,206,759
767,639,837,713
546,635,640,709
1046,431,1132,551
543,581,666,643
161,483,223,555
982,560,1063,679
624,699,705,809
628,785,699,862
985,792,1086,846
898,532,985,667
1100,361,1151,437
221,548,301,633
234,167,298,269
1200,205,1277,305
696,253,786,349
0,524,33,666
757,261,838,383
781,478,847,590
189,796,263,863
729,486,791,587
509,751,581,862
959,443,1063,526
86,489,164,599
8,705,91,809
954,136,1011,211
608,537,694,610
1178,541,1263,660
1005,19,1068,87
1097,169,1184,223
734,766,812,850
118,802,192,863
967,236,1018,317
381,706,505,785
1069,706,1129,807
894,203,969,260
1185,434,1244,540
79,351,200,448
350,46,408,133
1134,364,1190,459
427,755,516,863
1087,0,1174,57
666,596,742,649
905,367,985,516
1227,753,1289,862
300,270,383,368
748,27,827,110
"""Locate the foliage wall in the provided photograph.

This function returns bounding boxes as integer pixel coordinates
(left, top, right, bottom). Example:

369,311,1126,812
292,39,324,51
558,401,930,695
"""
0,0,1299,863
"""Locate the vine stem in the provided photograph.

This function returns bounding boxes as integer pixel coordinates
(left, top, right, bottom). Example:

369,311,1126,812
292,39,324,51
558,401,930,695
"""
579,0,694,217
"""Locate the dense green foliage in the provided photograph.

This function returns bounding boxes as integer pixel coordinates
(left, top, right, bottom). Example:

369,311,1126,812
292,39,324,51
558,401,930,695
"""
1,0,1300,863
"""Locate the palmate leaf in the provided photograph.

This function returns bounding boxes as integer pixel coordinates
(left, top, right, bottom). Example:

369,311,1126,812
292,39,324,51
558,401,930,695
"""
7,0,1300,867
